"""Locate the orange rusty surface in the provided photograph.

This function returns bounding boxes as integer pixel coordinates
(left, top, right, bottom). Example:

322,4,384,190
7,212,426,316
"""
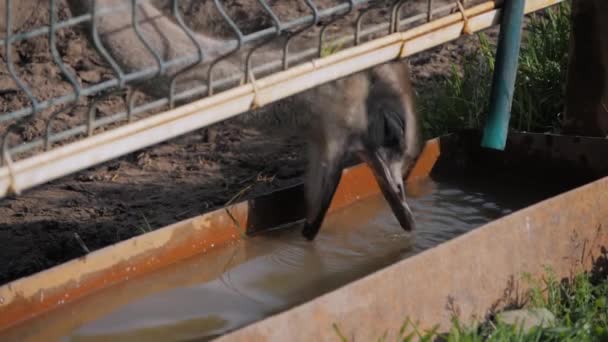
407,138,440,183
0,152,428,333
329,163,381,213
0,239,260,342
0,203,248,332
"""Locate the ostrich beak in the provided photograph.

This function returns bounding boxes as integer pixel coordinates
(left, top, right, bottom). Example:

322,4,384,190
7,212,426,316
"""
360,150,415,232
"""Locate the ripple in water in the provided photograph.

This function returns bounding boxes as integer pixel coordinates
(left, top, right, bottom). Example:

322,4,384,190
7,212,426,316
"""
64,177,538,342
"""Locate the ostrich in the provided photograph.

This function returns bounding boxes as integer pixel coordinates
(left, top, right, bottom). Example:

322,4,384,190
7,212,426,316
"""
301,60,420,240
65,0,422,240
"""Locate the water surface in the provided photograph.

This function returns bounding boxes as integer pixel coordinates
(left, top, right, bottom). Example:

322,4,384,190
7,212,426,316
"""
2,176,558,342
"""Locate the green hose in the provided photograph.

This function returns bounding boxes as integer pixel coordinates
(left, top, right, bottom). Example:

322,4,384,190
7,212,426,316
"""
481,0,526,150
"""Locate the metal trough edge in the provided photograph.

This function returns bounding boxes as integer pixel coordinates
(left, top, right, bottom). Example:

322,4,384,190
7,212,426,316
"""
215,177,608,341
0,138,440,332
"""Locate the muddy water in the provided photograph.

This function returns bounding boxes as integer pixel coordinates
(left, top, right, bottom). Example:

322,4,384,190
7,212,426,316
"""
3,177,556,342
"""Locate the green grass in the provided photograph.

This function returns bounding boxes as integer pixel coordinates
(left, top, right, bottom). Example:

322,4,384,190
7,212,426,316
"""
520,269,608,341
418,2,571,140
320,40,345,58
443,269,607,341
333,267,608,341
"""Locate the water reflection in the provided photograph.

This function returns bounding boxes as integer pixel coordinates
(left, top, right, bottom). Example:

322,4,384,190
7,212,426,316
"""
5,177,550,342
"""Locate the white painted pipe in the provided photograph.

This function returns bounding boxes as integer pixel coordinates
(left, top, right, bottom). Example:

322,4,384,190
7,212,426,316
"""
0,0,564,198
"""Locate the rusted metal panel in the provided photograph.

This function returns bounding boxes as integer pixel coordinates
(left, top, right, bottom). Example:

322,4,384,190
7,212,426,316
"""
216,176,608,342
0,202,250,331
406,138,440,183
0,163,383,332
0,240,256,342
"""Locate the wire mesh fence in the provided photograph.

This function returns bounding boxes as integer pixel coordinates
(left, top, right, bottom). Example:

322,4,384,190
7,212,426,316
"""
0,0,486,167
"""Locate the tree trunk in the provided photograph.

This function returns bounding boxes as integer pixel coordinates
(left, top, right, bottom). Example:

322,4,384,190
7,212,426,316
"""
562,0,608,137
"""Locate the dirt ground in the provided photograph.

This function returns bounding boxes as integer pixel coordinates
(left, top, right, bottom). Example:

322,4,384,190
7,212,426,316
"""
0,0,498,285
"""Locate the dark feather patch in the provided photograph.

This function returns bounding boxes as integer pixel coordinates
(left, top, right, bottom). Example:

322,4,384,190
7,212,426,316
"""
365,99,406,153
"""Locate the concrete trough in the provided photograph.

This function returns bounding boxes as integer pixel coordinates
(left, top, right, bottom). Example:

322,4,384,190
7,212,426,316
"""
218,130,608,341
1,129,607,341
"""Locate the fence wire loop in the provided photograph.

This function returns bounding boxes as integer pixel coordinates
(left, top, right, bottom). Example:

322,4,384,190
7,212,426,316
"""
318,0,356,58
282,0,318,70
50,0,81,99
91,0,126,89
245,0,283,83
168,0,204,109
46,104,77,151
393,0,411,33
86,89,127,137
131,0,165,78
355,9,371,46
390,0,406,33
45,0,83,151
207,0,245,96
4,0,40,116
